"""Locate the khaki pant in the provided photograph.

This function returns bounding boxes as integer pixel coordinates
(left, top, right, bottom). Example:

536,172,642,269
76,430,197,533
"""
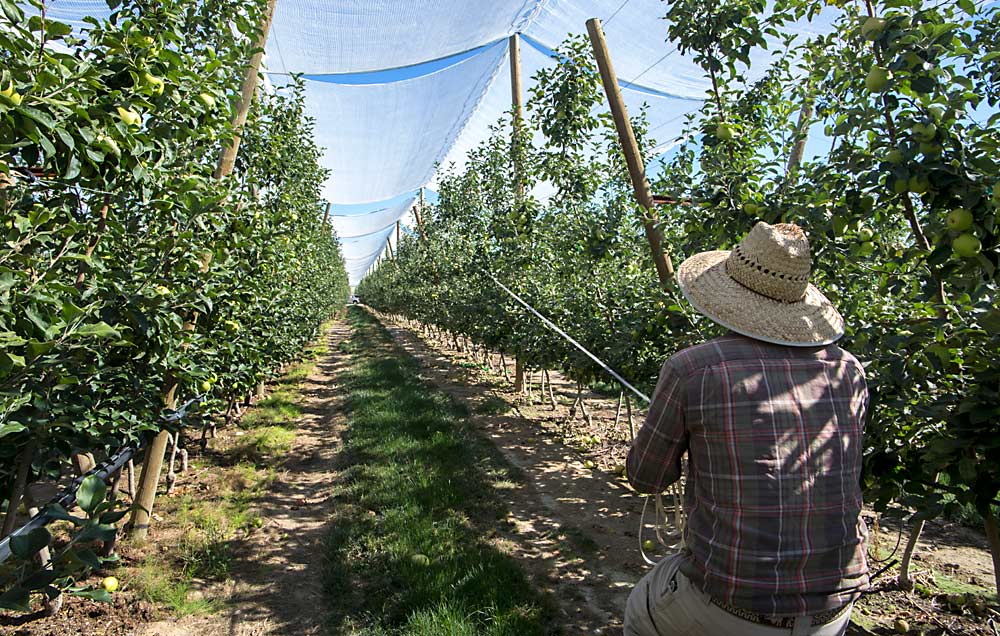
624,553,853,636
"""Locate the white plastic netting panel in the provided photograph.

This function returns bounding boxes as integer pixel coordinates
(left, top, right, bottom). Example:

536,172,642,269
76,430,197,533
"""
525,0,838,98
431,37,702,193
266,0,545,75
23,0,112,31
303,40,507,204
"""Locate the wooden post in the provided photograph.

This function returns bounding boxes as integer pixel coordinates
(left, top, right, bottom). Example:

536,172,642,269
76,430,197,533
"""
214,0,279,179
413,205,428,243
396,220,401,247
785,94,815,179
130,237,215,539
586,18,674,289
386,236,395,261
510,34,523,121
322,201,331,226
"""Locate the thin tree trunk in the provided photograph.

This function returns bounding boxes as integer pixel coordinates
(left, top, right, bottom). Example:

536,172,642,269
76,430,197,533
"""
983,508,1000,599
1,441,36,538
614,392,624,428
898,517,926,590
545,370,556,409
500,353,511,383
625,395,635,442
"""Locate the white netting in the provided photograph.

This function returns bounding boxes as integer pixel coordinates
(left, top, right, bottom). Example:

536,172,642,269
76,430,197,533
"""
31,0,841,282
302,40,507,204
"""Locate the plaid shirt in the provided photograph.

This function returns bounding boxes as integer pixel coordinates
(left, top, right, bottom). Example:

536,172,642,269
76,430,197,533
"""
628,333,870,616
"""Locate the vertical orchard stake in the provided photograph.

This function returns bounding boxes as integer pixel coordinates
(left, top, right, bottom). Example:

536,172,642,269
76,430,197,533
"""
586,18,674,289
413,204,428,243
510,33,527,394
322,201,331,226
213,0,279,180
396,220,401,247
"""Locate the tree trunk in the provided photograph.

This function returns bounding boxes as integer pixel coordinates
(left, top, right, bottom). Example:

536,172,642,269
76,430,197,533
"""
1,441,36,538
983,508,1000,600
545,370,556,409
614,392,624,428
515,358,525,393
898,517,926,591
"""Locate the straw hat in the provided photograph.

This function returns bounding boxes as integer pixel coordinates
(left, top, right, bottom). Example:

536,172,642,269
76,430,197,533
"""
677,222,844,346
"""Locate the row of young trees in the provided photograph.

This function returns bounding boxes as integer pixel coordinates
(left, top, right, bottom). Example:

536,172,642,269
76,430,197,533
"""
1,0,348,607
358,0,1000,590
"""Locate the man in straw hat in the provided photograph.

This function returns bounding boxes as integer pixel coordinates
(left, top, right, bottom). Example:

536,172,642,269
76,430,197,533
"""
624,222,869,636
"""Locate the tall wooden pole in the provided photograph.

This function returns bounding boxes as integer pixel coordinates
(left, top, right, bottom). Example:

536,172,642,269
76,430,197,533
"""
214,0,279,179
386,236,395,261
131,0,277,541
586,18,675,289
396,220,401,247
413,204,428,243
509,34,527,394
322,201,331,226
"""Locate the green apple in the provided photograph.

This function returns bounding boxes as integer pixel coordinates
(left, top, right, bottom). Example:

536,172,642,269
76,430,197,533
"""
0,83,22,106
919,142,941,157
911,122,937,142
886,149,905,164
952,233,981,257
946,208,973,232
927,104,947,120
861,17,886,40
200,380,212,393
154,284,170,296
224,319,240,334
410,553,430,567
859,241,875,256
865,67,890,92
893,178,910,194
642,539,656,552
715,122,736,141
197,92,216,110
101,576,119,593
116,106,141,127
907,175,930,194
858,227,874,241
745,202,764,215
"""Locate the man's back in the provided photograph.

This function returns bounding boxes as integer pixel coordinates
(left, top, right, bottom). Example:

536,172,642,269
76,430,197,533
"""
628,333,870,615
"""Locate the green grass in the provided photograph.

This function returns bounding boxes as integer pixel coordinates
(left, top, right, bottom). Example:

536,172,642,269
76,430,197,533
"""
323,307,557,636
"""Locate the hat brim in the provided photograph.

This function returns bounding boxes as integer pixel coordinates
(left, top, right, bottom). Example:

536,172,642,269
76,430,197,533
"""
677,251,845,347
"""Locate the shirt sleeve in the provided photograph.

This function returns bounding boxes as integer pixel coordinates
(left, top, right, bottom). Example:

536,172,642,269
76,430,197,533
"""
627,358,688,494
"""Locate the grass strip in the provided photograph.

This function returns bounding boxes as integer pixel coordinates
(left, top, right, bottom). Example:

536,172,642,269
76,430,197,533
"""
324,307,557,636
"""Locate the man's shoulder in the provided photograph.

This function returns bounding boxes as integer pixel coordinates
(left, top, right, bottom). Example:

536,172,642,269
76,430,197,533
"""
665,334,864,376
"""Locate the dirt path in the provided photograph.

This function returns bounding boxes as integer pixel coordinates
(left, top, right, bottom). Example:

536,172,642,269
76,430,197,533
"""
142,320,353,636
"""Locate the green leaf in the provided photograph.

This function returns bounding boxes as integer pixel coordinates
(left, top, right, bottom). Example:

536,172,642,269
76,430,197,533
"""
73,548,102,572
0,422,27,438
43,503,84,525
0,586,31,613
74,322,121,340
98,508,129,524
9,527,52,559
69,588,113,603
76,474,107,514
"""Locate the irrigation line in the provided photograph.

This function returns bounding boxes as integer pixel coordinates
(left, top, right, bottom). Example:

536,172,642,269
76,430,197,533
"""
0,395,204,565
484,272,651,404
